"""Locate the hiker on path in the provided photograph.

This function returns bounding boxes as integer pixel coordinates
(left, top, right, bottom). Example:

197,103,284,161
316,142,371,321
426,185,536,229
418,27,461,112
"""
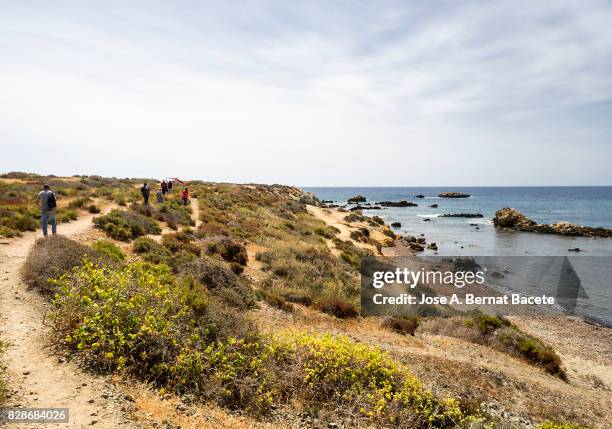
161,180,168,195
141,182,151,205
182,188,189,206
167,179,172,192
38,184,57,237
156,187,164,204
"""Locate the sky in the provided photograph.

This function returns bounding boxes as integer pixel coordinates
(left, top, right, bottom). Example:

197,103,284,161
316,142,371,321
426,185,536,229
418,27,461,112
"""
1,0,611,186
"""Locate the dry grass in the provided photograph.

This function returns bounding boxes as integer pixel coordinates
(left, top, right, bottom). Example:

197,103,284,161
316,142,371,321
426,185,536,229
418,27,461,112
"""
22,235,108,295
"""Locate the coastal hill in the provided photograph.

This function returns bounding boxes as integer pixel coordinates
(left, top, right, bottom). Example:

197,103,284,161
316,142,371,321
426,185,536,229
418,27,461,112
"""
0,172,610,428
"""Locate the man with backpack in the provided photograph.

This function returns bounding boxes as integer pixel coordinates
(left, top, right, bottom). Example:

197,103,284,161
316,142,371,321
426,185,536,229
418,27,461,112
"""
141,182,151,205
38,184,57,237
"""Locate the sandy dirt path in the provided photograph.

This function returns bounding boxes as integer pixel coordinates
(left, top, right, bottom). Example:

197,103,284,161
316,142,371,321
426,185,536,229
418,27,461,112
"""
0,207,138,428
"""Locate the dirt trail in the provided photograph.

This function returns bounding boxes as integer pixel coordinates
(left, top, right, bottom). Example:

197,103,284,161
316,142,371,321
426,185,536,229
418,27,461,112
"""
190,197,201,228
0,207,137,428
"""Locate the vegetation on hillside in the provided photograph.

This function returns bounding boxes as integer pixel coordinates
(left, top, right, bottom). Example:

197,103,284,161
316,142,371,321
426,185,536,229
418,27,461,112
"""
49,259,475,427
10,175,593,428
420,313,566,379
0,172,146,238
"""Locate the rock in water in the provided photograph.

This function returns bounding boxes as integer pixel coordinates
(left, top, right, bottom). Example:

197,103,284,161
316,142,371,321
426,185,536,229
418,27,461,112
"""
438,192,470,198
494,208,612,238
415,194,425,198
391,222,401,228
348,195,366,203
429,204,438,208
493,208,536,228
376,200,418,207
440,213,484,218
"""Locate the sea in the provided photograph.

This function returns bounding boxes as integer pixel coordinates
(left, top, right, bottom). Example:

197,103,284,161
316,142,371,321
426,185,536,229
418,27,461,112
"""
303,186,612,325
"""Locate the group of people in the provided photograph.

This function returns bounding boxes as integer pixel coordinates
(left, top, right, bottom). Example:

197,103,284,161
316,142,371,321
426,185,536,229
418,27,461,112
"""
140,180,190,206
37,179,192,238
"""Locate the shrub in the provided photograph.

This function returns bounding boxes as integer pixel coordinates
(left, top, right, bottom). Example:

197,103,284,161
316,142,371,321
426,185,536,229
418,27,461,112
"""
275,332,469,427
179,258,256,309
88,204,101,214
162,233,201,256
49,261,476,426
91,240,125,262
57,209,78,223
68,197,92,209
22,236,105,295
421,313,566,379
50,262,258,375
382,316,420,336
93,209,161,241
258,288,293,312
206,238,248,265
132,237,172,265
230,262,244,275
317,297,359,318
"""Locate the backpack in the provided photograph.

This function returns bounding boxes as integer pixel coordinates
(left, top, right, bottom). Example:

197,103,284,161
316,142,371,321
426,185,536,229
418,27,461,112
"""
47,192,57,209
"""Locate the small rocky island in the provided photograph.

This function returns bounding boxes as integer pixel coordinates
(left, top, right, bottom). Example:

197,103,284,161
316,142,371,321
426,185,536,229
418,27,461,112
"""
438,192,470,198
376,200,418,207
440,213,483,218
348,194,367,203
494,208,612,238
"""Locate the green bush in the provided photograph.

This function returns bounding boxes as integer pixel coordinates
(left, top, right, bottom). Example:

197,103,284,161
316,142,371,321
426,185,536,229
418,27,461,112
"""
317,296,359,318
132,237,172,265
206,238,248,265
93,209,161,241
162,233,201,256
382,316,420,336
179,258,256,310
50,260,474,426
91,240,125,262
88,204,101,214
422,313,566,379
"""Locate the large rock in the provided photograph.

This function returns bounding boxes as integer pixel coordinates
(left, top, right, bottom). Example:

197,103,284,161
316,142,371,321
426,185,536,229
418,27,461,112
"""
494,208,612,238
348,195,366,203
493,208,536,229
440,213,483,218
438,192,470,198
376,200,418,207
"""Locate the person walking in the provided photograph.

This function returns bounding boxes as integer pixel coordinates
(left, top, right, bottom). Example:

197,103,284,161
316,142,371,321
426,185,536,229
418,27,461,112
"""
167,179,172,192
141,182,151,205
181,187,189,206
161,180,168,195
156,187,164,203
38,184,57,237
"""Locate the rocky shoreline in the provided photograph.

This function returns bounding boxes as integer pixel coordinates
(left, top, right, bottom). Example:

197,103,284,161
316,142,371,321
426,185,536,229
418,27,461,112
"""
494,207,612,238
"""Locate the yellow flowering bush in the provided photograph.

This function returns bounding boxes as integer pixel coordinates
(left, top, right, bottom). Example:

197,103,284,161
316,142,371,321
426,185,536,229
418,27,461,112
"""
51,261,477,426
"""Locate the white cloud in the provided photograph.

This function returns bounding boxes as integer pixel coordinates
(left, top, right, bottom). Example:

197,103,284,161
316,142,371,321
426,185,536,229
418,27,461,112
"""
0,0,611,185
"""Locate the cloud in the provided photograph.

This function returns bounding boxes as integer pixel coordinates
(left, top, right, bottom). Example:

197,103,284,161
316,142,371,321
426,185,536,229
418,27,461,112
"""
0,0,611,185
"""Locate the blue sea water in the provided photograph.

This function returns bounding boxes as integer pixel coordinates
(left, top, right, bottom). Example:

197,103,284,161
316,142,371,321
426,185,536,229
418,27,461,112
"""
303,187,612,256
304,187,612,325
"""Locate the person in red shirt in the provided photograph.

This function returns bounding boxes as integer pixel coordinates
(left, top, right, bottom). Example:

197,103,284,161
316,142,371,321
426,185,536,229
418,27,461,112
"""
182,188,189,206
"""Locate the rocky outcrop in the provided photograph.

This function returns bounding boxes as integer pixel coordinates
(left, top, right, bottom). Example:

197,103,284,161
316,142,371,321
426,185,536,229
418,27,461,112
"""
493,208,536,229
440,213,483,218
415,194,425,199
494,208,612,238
391,222,401,228
376,200,418,207
438,192,470,198
348,195,366,203
349,205,381,211
429,204,438,208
